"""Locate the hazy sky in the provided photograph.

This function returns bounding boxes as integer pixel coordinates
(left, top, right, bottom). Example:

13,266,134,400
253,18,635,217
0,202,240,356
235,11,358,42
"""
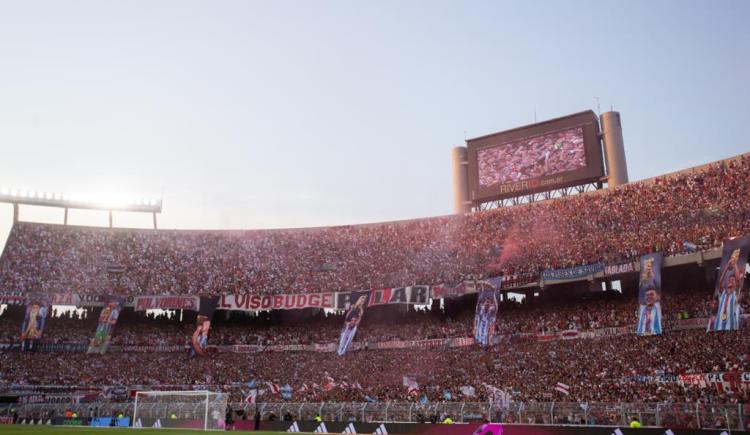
1,0,749,251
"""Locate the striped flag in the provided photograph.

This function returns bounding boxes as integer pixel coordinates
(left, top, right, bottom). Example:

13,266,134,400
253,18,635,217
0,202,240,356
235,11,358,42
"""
267,382,280,395
554,382,570,395
245,389,258,404
324,376,337,391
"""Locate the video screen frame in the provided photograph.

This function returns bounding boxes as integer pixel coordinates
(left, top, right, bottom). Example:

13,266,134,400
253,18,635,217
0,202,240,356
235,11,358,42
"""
466,110,605,203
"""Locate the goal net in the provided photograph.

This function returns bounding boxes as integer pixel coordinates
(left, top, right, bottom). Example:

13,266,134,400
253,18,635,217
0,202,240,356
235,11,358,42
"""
133,390,228,431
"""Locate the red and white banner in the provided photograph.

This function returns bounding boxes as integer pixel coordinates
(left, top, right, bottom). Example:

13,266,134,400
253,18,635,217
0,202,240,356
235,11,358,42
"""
133,296,199,311
218,293,336,312
0,291,28,305
120,345,185,353
430,281,476,299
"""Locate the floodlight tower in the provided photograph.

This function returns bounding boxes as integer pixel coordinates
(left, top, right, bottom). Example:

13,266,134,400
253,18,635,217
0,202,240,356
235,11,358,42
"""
0,188,162,229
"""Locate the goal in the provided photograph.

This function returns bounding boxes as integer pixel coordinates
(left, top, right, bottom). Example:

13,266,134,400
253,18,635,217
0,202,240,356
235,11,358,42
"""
132,390,228,431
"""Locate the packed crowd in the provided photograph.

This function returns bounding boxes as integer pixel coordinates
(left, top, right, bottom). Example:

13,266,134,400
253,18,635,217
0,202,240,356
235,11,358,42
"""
0,286,726,348
1,155,749,296
1,328,748,407
1,285,747,409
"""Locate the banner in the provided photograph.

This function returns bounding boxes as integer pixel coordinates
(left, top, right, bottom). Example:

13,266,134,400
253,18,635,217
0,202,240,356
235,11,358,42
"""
120,345,184,353
708,236,750,331
430,281,476,299
367,286,429,306
36,342,88,353
218,292,335,312
474,281,499,347
636,252,663,336
133,296,199,311
0,290,26,305
190,295,219,357
20,293,51,350
336,292,369,356
87,296,123,354
542,263,603,281
604,262,635,276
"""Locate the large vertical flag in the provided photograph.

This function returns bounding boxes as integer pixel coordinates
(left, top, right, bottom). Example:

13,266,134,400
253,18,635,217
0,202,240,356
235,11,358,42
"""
87,296,122,354
336,292,369,356
636,252,663,336
474,278,500,347
20,293,50,351
190,295,220,356
709,236,750,332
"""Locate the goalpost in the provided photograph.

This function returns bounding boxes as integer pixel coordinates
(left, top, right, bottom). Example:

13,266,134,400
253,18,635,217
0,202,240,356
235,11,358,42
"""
132,390,228,431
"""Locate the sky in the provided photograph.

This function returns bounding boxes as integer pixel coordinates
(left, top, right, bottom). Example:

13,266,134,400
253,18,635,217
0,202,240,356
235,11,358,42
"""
1,0,749,252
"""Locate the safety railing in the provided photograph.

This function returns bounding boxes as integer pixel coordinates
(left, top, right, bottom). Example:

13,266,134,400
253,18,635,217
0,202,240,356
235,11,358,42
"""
2,401,745,431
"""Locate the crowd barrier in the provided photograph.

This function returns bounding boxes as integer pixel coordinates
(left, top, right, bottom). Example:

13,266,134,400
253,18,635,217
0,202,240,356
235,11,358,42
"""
5,401,748,431
256,421,747,435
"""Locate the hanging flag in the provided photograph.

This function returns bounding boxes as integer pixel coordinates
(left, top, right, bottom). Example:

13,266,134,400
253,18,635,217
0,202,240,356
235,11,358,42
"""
190,295,220,357
474,280,500,347
709,236,750,332
636,253,663,336
337,292,369,356
19,293,50,351
87,296,122,354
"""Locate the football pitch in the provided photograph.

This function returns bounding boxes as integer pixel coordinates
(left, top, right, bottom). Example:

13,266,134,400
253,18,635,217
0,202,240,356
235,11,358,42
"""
0,428,289,435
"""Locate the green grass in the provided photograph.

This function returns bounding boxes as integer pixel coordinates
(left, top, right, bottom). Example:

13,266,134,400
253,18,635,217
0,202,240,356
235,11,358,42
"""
0,427,289,435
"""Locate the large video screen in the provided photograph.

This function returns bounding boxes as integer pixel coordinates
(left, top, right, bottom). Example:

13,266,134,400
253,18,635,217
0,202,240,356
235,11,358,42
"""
467,111,604,203
477,126,586,187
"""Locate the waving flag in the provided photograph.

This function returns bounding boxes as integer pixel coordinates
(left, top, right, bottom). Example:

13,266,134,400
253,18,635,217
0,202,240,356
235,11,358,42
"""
554,382,570,395
266,382,280,395
403,376,419,396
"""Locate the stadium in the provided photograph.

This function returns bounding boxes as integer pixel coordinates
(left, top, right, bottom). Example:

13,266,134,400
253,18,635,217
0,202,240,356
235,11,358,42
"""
1,2,749,435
